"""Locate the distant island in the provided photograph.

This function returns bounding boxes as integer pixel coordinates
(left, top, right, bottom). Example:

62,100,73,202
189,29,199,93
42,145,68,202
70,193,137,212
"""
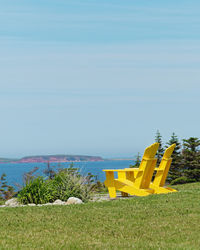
0,155,104,163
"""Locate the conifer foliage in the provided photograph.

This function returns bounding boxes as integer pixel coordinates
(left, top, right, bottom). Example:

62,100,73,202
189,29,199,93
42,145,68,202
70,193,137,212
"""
155,130,164,164
0,174,15,200
153,132,200,185
166,132,182,181
182,137,200,182
130,152,141,168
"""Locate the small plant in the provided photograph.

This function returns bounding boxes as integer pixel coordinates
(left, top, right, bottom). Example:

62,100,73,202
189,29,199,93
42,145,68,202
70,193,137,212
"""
48,167,95,202
18,176,53,204
17,165,95,204
43,162,56,180
23,167,39,184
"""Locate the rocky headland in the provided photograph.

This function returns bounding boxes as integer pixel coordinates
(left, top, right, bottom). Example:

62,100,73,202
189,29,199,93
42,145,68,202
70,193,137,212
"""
0,155,104,163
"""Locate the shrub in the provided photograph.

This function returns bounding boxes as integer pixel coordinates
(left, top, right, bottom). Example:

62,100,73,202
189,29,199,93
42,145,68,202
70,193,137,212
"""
171,176,195,185
48,168,95,202
17,167,95,204
17,177,53,205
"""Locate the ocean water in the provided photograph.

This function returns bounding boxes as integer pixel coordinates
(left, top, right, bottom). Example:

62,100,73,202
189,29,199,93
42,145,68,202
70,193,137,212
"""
0,160,133,189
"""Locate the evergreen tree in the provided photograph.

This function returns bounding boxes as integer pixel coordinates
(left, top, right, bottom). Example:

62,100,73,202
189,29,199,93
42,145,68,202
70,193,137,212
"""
135,152,141,167
130,152,141,168
166,132,182,182
0,173,15,200
0,174,7,199
155,130,164,164
182,137,200,182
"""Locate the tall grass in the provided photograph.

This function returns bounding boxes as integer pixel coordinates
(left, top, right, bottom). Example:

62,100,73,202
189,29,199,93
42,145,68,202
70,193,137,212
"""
17,167,95,204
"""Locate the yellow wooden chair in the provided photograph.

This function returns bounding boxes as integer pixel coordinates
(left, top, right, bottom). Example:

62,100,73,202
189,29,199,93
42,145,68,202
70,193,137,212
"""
103,143,159,198
149,143,177,194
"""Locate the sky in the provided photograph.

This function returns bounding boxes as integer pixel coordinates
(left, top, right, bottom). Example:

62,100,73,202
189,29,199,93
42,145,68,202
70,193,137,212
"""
0,0,200,158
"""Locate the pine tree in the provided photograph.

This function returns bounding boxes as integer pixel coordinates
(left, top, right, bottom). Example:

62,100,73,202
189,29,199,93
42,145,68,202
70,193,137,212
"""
166,132,182,182
182,137,200,182
130,152,141,168
135,152,141,167
0,173,15,200
0,174,7,200
155,130,164,164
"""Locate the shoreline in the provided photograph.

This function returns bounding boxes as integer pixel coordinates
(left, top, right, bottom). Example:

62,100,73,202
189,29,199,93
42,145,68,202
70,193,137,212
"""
0,159,134,164
0,160,105,164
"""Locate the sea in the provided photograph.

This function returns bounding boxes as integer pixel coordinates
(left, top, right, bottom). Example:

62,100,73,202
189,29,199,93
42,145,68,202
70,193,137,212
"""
0,160,134,190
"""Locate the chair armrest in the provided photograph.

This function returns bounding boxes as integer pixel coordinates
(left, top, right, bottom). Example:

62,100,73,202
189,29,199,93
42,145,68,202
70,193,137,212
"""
124,168,143,173
103,169,127,172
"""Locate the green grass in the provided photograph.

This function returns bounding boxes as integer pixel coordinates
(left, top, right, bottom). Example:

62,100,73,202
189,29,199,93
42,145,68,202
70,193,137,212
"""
0,183,200,249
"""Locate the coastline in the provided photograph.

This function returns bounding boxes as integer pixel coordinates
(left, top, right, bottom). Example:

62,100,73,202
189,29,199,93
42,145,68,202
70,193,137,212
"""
0,159,105,164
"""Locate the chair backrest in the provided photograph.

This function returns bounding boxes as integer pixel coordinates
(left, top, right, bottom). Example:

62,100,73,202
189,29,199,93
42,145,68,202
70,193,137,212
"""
134,143,159,189
153,143,176,187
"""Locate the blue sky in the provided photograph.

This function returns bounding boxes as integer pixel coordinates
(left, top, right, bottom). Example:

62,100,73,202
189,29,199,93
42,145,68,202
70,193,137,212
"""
0,0,200,158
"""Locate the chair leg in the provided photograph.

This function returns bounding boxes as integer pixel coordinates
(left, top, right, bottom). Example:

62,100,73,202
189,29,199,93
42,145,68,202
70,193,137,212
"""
105,171,117,198
108,187,117,198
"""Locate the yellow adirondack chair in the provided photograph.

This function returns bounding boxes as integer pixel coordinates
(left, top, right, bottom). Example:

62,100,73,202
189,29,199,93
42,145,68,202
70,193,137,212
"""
149,143,177,194
103,143,159,198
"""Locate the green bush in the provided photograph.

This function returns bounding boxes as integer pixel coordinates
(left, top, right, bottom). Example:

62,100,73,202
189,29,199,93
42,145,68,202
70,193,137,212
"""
171,176,195,185
17,167,95,204
46,168,94,202
17,177,53,204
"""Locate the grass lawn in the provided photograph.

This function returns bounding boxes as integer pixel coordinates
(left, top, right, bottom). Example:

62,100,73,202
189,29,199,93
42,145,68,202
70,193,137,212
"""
0,183,200,249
